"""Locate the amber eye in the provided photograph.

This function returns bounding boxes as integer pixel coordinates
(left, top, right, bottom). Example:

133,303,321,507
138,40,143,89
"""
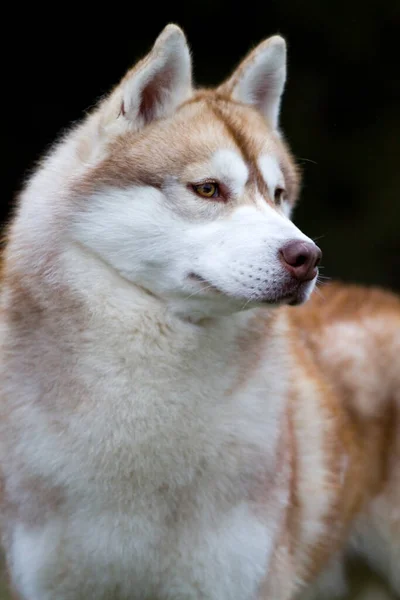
192,182,220,199
274,187,285,204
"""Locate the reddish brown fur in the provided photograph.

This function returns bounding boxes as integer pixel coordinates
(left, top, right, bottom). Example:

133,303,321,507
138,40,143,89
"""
75,95,300,210
287,283,400,584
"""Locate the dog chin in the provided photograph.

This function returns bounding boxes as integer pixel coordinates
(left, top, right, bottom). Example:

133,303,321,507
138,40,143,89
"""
259,281,316,307
186,273,316,310
285,285,315,306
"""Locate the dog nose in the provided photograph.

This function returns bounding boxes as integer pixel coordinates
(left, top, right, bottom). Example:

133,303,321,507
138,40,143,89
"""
279,240,322,282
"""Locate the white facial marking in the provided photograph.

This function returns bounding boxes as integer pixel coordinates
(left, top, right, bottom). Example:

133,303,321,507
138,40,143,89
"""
74,179,315,319
258,154,291,217
211,149,248,196
192,203,315,307
280,201,291,218
258,154,284,199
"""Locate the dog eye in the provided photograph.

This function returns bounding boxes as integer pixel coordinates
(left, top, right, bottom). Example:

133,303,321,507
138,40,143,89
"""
192,182,220,199
274,187,285,204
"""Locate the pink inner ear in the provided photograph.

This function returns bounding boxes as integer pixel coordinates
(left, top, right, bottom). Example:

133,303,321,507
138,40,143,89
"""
251,72,275,106
139,63,176,124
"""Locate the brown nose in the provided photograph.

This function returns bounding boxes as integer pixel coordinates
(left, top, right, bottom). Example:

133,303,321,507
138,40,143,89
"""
279,240,322,282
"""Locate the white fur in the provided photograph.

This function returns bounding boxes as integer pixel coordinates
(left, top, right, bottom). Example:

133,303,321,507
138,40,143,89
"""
258,154,291,216
4,240,291,598
210,149,249,196
258,154,284,194
10,503,276,599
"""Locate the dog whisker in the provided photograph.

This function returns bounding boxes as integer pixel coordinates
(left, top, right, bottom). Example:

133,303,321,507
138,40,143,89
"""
296,156,318,165
183,284,218,302
312,234,327,242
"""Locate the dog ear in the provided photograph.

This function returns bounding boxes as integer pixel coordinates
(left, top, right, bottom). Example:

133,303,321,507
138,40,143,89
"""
101,24,192,132
218,36,286,130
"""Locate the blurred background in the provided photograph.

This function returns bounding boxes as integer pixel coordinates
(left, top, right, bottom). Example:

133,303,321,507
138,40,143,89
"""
3,0,400,294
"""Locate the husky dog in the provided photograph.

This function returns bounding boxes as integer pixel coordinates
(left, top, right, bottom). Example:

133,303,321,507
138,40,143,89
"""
0,24,399,600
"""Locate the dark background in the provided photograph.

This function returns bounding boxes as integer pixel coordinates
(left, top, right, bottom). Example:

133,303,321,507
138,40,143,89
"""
3,1,400,291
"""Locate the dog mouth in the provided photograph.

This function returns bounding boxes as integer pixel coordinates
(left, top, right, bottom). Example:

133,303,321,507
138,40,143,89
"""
187,272,315,306
187,272,224,295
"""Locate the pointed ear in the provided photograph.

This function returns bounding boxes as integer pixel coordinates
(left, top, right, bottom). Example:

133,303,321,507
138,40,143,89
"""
218,36,286,129
102,24,192,132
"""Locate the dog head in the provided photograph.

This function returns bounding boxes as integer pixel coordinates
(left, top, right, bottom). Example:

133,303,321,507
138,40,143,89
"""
72,25,321,318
